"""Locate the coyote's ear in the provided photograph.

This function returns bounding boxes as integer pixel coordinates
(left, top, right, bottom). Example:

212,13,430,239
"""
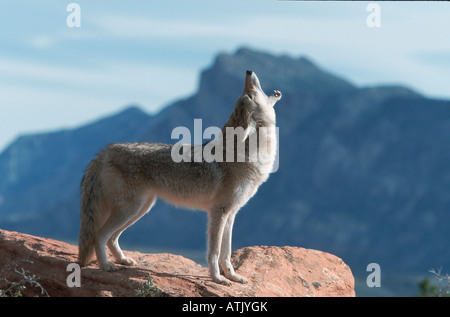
237,95,256,142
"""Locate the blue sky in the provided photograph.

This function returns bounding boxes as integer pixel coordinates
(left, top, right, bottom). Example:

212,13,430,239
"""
1,0,450,152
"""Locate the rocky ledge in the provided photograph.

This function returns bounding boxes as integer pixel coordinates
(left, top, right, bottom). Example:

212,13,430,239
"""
0,229,354,297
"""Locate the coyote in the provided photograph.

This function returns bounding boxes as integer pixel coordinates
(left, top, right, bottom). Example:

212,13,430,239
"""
78,70,282,284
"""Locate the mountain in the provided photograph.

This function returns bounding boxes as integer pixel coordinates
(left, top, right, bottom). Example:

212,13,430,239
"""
1,47,449,295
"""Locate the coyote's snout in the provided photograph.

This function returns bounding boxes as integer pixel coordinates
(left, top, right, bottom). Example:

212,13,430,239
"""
78,71,282,285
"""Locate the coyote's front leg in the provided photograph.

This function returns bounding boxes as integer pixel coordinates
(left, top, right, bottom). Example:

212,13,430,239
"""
220,212,248,283
207,208,232,285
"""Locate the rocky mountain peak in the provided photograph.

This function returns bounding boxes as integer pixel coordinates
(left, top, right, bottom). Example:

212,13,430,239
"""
198,47,356,97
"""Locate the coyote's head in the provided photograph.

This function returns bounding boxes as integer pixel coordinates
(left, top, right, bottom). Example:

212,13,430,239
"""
229,70,282,141
243,70,282,108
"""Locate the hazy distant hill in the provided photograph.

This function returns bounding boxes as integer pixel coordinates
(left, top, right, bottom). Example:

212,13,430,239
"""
1,48,449,295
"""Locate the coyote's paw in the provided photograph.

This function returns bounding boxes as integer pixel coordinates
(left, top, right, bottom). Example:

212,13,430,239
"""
227,273,248,284
101,261,118,272
119,257,138,266
212,275,232,286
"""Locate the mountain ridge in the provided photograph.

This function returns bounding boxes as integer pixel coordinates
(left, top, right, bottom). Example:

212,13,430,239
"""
1,47,449,296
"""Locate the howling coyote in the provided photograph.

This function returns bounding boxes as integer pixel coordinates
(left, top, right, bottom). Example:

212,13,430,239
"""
78,70,281,285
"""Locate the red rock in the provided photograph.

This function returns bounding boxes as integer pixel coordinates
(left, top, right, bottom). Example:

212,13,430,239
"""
0,229,355,297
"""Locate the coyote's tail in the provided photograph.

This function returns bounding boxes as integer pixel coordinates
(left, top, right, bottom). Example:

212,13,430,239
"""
78,156,103,267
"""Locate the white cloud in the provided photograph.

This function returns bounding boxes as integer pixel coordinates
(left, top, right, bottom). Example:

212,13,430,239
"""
30,35,53,49
0,57,196,103
93,15,225,39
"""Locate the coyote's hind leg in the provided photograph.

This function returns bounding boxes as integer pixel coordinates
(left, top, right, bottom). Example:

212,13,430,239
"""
107,195,157,267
